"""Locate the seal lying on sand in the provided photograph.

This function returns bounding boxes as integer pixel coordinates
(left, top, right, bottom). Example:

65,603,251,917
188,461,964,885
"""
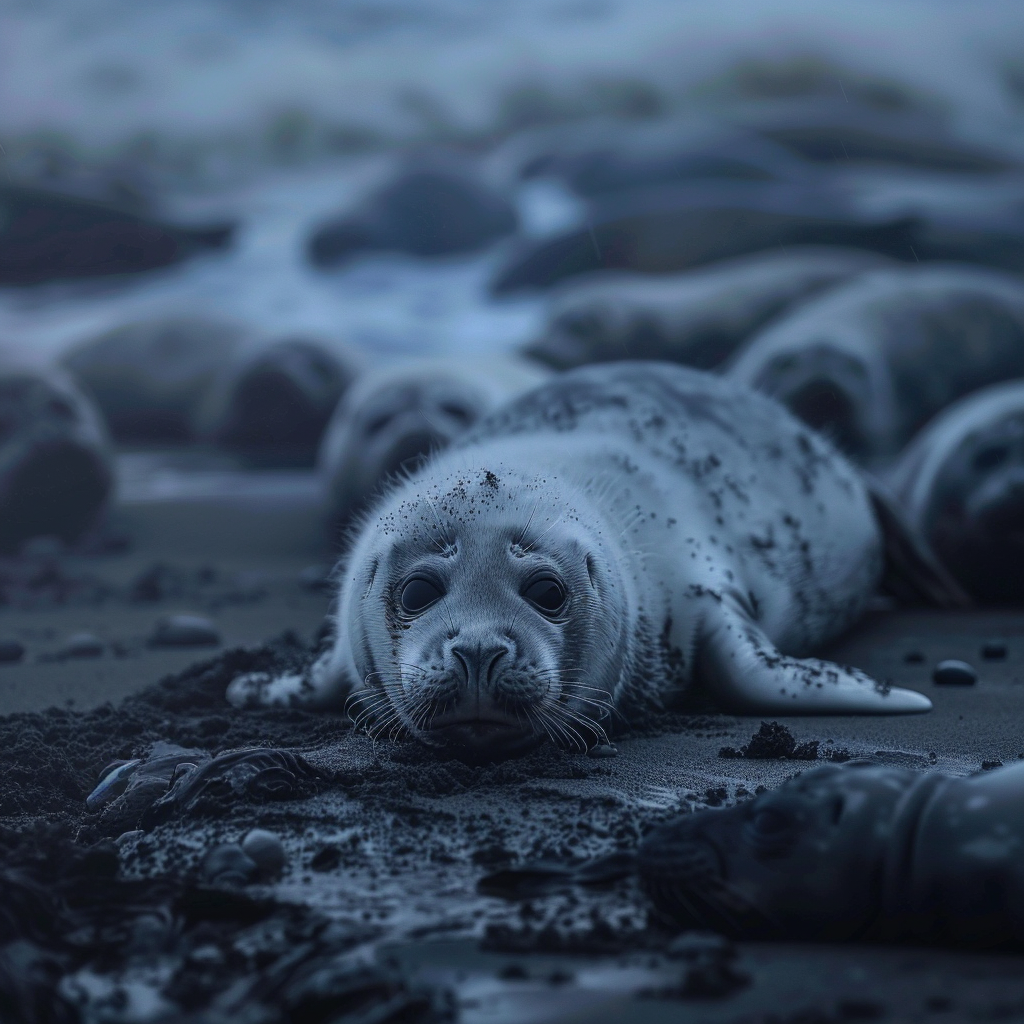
0,363,113,552
230,363,944,759
640,758,1024,949
63,316,250,444
318,357,548,536
888,379,1024,604
727,264,1024,466
524,247,889,372
197,337,360,467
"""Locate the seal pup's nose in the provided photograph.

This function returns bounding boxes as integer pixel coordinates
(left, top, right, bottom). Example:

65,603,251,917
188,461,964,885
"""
451,641,510,691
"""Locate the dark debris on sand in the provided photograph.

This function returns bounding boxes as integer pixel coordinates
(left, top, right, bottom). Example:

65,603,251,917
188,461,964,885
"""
719,721,824,761
0,632,348,820
0,825,453,1024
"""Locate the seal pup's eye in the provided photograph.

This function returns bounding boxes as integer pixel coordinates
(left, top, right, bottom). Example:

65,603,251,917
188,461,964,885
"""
523,577,566,614
400,577,444,614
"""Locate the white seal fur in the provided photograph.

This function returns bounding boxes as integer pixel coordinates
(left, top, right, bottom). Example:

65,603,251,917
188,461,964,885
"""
230,363,930,757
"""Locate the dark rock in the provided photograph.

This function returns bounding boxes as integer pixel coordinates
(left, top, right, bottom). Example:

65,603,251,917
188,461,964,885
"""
647,932,750,1000
0,183,234,285
982,641,1008,661
309,161,517,266
241,828,287,879
982,760,1005,771
58,631,104,659
310,845,342,873
149,614,221,648
0,640,25,664
932,659,978,686
904,650,926,664
200,843,259,886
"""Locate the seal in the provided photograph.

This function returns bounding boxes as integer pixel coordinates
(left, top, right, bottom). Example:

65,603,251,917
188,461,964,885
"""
727,264,1024,466
63,316,249,444
490,180,919,294
318,357,549,536
229,362,932,760
524,246,889,372
888,379,1024,604
639,759,1024,949
196,336,361,467
0,361,113,553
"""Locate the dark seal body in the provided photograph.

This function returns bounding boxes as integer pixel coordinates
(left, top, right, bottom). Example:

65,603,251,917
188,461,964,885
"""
641,759,1024,949
727,264,1024,465
889,379,1024,603
229,363,928,758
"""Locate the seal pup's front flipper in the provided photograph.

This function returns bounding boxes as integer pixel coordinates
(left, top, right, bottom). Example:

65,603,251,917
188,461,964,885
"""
698,602,932,714
225,649,349,709
864,475,972,609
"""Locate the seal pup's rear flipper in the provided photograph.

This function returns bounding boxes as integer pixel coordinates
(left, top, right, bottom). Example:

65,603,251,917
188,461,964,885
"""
699,604,932,714
864,475,972,609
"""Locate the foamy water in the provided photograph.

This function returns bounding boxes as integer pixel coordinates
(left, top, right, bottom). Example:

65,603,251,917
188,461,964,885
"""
2,0,1024,369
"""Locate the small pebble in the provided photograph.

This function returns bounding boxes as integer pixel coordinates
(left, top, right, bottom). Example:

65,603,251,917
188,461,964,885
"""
60,632,104,658
903,650,925,665
0,640,25,664
115,830,145,848
200,844,258,886
241,828,287,879
932,659,978,686
981,760,1004,771
981,641,1008,661
587,743,618,759
149,613,221,648
310,844,342,872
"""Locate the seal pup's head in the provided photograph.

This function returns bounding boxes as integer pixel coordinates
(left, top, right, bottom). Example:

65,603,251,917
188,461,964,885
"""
331,464,632,762
893,380,1024,604
639,763,918,942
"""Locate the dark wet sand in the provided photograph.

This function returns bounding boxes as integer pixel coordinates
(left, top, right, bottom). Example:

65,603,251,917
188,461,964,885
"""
5,468,1024,1023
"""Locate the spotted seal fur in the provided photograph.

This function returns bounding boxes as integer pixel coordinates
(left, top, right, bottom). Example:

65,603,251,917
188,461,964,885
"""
229,363,932,759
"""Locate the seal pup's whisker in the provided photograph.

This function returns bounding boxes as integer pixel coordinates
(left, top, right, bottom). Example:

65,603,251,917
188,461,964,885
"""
536,701,591,751
520,514,562,554
541,697,609,747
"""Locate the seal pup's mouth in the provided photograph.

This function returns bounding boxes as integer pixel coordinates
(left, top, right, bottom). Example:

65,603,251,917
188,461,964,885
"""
426,714,544,763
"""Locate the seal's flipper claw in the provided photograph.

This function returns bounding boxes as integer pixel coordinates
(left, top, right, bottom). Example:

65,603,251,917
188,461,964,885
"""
864,475,972,609
700,606,932,715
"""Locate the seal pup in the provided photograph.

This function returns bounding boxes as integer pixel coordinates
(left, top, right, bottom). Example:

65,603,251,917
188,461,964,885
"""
490,179,920,294
318,357,549,537
229,363,932,760
640,759,1024,949
0,361,113,553
525,247,890,372
727,264,1024,466
196,336,361,467
63,316,250,445
887,379,1024,604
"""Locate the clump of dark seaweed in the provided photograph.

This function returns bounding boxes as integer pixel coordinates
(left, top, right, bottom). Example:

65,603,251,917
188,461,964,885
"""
719,721,821,761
